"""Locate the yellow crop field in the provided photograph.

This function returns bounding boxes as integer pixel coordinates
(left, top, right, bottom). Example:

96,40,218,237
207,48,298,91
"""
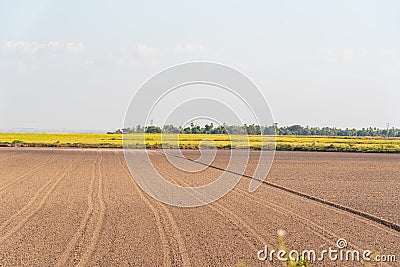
0,133,399,152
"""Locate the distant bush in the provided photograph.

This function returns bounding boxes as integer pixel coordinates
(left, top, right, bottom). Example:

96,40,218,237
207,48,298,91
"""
145,126,162,133
112,123,400,137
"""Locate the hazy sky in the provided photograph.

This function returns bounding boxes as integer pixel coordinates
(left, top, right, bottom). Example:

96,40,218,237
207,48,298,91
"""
1,1,399,131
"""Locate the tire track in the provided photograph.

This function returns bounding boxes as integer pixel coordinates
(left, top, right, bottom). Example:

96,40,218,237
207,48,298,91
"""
234,189,365,248
170,159,353,248
77,150,107,267
0,155,55,193
164,150,378,264
236,188,339,241
154,152,273,252
274,184,400,238
163,150,400,233
0,152,82,246
168,157,339,245
264,180,400,233
157,202,191,267
232,189,395,267
116,152,174,267
55,151,100,267
162,150,398,267
133,153,190,265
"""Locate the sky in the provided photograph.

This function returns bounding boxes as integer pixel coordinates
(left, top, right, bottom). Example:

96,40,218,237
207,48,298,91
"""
0,1,399,132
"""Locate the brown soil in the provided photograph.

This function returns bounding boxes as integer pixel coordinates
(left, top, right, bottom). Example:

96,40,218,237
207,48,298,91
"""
0,148,398,266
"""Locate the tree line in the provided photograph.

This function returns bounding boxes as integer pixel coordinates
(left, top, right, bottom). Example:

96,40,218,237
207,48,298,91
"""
110,123,400,137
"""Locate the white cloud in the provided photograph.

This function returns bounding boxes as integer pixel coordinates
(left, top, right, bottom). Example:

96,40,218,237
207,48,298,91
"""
343,49,354,56
136,44,159,57
343,49,368,60
2,41,85,54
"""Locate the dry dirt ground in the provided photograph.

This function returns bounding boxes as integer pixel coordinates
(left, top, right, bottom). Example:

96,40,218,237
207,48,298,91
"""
0,148,398,266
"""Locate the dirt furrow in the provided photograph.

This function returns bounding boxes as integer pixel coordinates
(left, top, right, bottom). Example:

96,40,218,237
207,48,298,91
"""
165,168,271,252
0,148,398,266
0,156,55,192
0,154,81,246
157,203,191,266
158,150,399,266
166,150,395,249
116,152,173,266
55,152,100,267
77,151,106,267
166,150,400,233
56,151,107,267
